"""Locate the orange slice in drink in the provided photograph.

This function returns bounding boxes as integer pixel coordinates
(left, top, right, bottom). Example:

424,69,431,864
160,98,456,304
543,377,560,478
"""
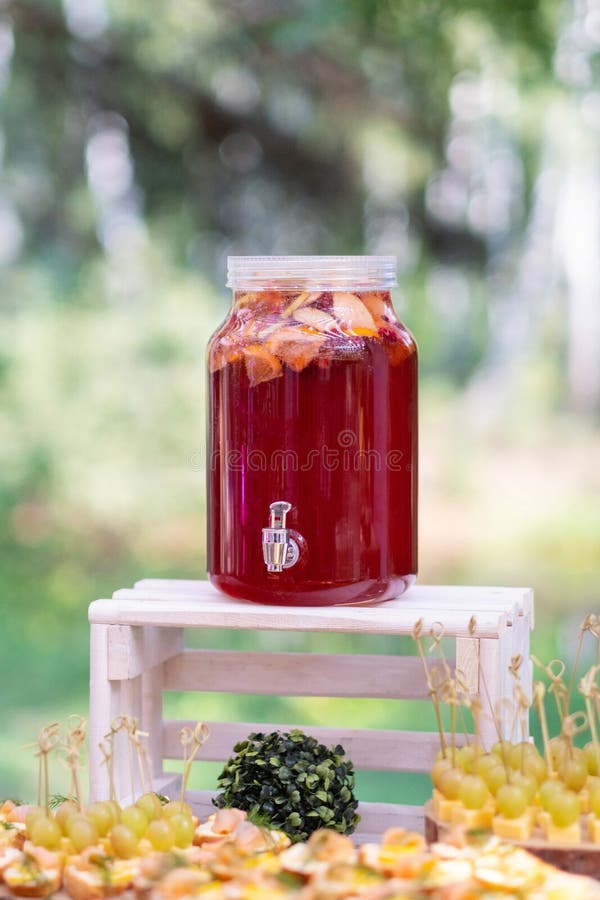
242,344,282,386
266,326,326,372
349,326,379,338
332,292,377,333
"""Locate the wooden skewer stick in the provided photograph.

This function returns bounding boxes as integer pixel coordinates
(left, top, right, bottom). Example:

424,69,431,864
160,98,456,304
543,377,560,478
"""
494,698,515,779
561,711,588,763
508,655,532,769
99,740,116,803
515,686,531,773
439,676,460,767
123,716,152,796
585,614,600,668
119,715,140,800
468,616,503,753
508,654,524,752
64,716,87,811
531,656,568,726
179,723,210,805
533,682,554,777
412,619,446,754
25,723,61,811
580,666,600,776
454,668,473,749
429,622,471,746
567,615,596,708
100,716,127,803
470,697,483,768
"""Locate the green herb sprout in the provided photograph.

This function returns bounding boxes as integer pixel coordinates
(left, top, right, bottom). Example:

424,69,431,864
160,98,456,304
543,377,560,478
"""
213,729,360,843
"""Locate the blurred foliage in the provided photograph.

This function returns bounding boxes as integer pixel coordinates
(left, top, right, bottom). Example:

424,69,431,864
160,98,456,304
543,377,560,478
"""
1,0,599,802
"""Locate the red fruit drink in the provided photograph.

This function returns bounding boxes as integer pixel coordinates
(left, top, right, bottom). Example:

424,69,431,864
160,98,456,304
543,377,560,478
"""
207,257,417,606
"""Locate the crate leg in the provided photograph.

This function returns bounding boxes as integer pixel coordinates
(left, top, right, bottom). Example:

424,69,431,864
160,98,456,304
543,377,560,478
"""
479,624,531,748
90,629,143,804
89,624,121,802
508,612,532,742
459,636,504,750
115,674,143,803
142,663,164,784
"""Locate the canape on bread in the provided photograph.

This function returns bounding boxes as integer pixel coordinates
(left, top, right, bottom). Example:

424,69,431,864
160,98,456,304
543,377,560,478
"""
144,865,210,900
359,841,426,879
193,808,247,845
151,881,226,900
133,850,204,897
0,822,24,852
280,829,356,880
3,844,63,897
2,803,31,846
63,846,139,900
193,809,289,857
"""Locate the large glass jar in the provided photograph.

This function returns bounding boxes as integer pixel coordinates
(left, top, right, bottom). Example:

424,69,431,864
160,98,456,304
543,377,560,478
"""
207,256,417,606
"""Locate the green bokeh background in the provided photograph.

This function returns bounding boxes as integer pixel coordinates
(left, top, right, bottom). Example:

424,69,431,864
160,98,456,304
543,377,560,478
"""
1,0,599,806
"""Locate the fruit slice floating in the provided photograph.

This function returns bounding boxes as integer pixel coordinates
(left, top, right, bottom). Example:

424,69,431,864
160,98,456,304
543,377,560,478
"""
361,291,389,326
209,342,243,373
293,307,338,332
379,325,414,366
282,292,322,318
349,326,379,338
266,326,326,373
332,292,377,332
242,344,282,386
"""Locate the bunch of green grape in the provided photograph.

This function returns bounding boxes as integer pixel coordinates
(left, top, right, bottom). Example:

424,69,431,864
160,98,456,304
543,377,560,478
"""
25,793,195,858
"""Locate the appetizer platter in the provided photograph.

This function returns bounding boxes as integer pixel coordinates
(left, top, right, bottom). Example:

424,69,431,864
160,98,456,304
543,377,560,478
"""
420,614,600,877
4,602,600,896
2,799,600,899
3,609,600,899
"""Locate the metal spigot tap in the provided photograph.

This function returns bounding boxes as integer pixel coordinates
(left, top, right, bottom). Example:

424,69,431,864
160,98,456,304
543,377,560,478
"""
262,501,300,572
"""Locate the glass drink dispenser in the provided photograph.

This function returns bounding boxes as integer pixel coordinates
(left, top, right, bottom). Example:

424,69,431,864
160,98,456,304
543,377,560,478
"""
207,256,417,605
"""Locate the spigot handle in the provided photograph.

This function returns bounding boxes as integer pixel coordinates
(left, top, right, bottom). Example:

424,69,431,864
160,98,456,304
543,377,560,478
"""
268,501,292,529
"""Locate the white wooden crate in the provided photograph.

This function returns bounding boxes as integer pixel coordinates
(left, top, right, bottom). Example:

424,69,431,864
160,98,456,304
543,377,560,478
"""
88,581,533,840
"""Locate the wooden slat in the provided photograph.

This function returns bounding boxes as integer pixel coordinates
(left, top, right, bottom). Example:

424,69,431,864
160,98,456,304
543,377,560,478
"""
134,578,530,606
131,580,534,624
89,582,535,638
183,789,423,840
107,625,183,681
163,649,442,700
122,584,527,617
162,719,448,773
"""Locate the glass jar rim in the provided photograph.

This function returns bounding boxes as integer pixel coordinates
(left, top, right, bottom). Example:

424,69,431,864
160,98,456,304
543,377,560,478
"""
226,255,397,291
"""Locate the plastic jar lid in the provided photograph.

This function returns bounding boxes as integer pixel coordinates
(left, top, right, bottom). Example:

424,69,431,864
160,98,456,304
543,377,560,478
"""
226,255,397,291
